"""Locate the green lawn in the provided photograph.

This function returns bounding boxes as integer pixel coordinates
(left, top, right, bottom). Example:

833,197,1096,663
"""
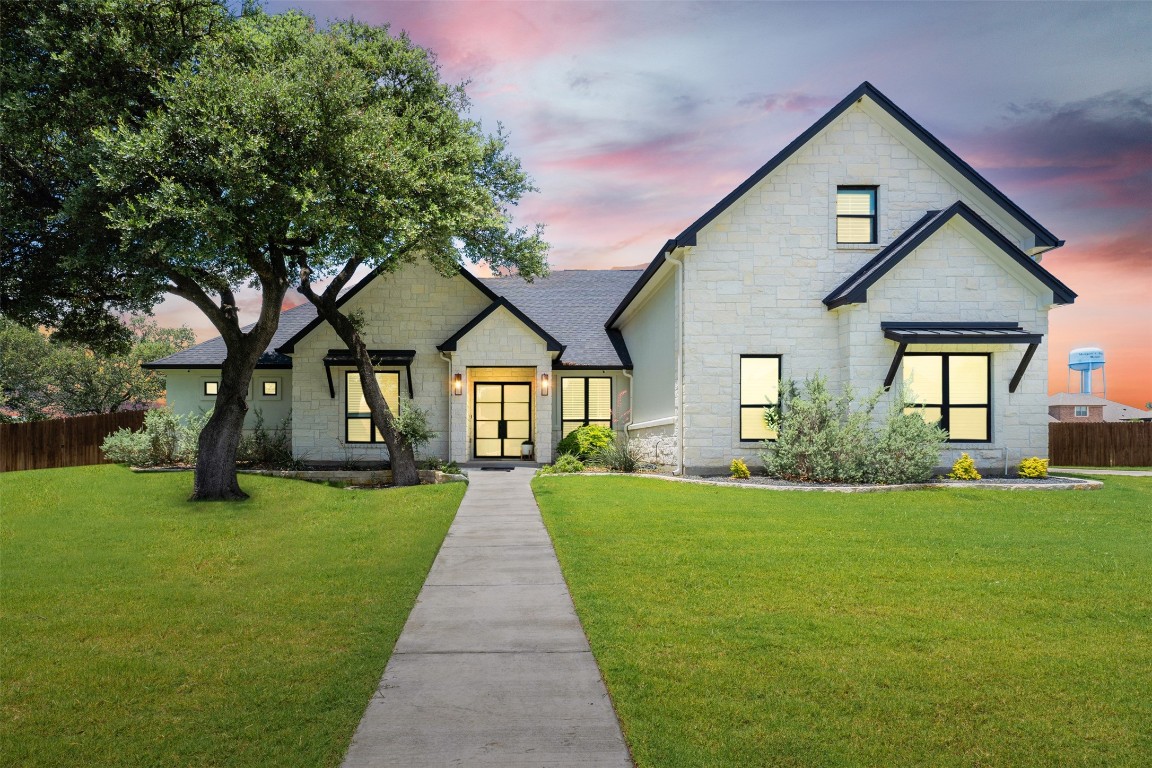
535,475,1152,767
1,465,463,767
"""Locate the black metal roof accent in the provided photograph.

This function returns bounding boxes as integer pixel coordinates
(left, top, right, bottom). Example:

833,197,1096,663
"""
277,265,499,354
673,82,1060,250
437,298,565,355
824,201,1077,309
881,321,1044,345
322,349,416,399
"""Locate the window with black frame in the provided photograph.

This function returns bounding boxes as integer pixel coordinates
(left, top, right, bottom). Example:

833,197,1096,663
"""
560,377,612,437
836,186,877,244
902,353,990,442
740,356,781,441
345,371,400,443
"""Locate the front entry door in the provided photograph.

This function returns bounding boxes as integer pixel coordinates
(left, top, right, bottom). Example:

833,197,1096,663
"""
474,382,532,458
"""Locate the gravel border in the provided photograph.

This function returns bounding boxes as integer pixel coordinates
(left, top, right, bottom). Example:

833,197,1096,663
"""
545,471,1102,493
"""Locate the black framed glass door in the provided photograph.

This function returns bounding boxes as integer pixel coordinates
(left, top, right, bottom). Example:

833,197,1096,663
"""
474,382,532,458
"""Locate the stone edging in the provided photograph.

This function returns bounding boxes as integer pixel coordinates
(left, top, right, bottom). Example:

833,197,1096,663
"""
539,472,1103,493
131,466,467,485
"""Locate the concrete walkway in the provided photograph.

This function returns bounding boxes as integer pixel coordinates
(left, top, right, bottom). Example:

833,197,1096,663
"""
341,467,632,767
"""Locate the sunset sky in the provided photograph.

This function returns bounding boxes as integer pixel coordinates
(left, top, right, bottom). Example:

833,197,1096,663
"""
159,1,1151,408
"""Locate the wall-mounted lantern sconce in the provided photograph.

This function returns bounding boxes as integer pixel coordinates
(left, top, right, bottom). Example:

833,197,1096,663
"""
540,373,550,396
453,373,463,396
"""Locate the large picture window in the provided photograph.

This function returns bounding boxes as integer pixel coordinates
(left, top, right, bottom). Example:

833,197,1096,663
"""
902,354,990,442
561,377,612,437
740,356,781,441
346,371,400,443
836,186,877,244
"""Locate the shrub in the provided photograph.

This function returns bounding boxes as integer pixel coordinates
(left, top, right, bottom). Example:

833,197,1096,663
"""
100,408,211,466
237,411,294,468
537,453,585,475
871,402,948,484
761,376,880,483
422,457,461,475
1018,456,1049,479
948,453,981,480
593,433,641,473
394,401,436,454
555,424,615,461
730,458,751,479
760,374,946,484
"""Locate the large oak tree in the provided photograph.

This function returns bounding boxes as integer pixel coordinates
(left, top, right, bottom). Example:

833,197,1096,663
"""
94,7,546,496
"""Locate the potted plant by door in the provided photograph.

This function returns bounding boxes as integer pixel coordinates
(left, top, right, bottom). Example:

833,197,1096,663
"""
521,440,534,460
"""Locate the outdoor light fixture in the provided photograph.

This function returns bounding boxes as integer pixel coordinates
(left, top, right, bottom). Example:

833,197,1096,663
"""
540,373,550,396
453,373,462,396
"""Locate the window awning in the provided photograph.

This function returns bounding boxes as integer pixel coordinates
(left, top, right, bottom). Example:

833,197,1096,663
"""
880,323,1042,394
882,322,1042,345
322,349,415,399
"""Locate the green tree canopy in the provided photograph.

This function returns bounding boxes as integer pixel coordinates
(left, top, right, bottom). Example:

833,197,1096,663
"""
92,7,546,495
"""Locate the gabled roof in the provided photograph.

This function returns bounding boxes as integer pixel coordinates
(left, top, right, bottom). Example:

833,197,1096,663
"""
608,81,1065,328
437,298,565,355
674,82,1061,250
484,270,640,367
144,268,640,371
277,265,499,354
142,303,316,369
824,201,1077,308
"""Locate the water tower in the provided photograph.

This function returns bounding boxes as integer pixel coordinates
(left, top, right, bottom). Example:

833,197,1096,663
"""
1068,347,1106,396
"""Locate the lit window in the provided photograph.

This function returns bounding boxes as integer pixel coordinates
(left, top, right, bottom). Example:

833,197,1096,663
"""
740,356,780,441
346,371,400,443
903,354,990,442
203,381,219,396
262,381,278,397
836,186,877,244
1074,406,1088,417
561,377,612,437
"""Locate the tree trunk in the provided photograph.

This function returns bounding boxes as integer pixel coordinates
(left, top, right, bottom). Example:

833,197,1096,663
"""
307,298,421,487
190,342,261,501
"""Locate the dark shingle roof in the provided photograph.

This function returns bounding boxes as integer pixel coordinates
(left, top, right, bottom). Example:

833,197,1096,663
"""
144,269,642,370
143,303,318,368
481,270,641,367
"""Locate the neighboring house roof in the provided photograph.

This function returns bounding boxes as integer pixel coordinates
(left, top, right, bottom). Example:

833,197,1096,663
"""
144,269,641,370
142,303,317,369
824,201,1077,309
482,270,640,368
608,81,1065,329
1048,393,1152,421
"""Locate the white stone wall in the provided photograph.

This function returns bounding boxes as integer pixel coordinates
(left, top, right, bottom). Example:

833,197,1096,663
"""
290,262,491,463
669,102,1057,474
626,421,678,469
449,306,555,463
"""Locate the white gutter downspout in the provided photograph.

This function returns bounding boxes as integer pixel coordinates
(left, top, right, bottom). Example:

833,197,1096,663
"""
440,351,454,462
665,249,685,475
622,369,634,430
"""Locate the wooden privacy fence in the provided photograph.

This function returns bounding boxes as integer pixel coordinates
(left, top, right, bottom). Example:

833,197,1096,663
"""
0,411,148,472
1049,422,1152,468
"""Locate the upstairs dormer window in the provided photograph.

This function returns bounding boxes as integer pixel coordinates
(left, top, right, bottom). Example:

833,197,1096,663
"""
836,186,877,244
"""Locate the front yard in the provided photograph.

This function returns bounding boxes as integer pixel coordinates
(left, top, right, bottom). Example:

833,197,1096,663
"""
535,475,1152,767
1,465,463,767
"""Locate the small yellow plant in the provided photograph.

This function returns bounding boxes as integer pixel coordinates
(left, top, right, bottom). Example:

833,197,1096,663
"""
948,453,981,480
1018,456,1049,479
730,457,751,479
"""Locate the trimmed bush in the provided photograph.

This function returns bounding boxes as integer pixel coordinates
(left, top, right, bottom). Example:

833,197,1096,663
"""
730,458,751,479
237,411,294,469
556,424,615,461
537,453,585,475
871,402,949,485
1018,456,1049,479
948,453,982,480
